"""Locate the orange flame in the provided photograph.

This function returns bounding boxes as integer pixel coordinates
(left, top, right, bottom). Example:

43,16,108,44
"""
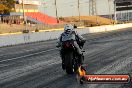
78,66,86,76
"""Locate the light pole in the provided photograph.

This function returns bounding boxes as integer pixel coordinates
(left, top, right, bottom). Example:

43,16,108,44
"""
127,5,129,21
108,0,112,24
114,1,117,23
22,0,27,30
78,0,80,21
55,0,59,23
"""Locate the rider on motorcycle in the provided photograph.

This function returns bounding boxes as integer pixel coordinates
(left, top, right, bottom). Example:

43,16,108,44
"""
57,24,86,68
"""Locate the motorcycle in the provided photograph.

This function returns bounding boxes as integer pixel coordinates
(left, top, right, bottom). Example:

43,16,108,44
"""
60,40,84,74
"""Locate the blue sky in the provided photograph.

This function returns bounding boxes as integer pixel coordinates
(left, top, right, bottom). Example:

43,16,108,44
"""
39,0,115,17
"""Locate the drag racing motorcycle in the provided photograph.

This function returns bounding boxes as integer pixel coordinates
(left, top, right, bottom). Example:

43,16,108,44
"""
60,40,84,74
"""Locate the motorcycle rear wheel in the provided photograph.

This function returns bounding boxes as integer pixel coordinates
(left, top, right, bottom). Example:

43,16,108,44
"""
65,52,74,74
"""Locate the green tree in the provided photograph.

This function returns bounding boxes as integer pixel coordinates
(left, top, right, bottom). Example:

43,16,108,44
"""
0,0,15,14
0,4,7,14
0,4,7,10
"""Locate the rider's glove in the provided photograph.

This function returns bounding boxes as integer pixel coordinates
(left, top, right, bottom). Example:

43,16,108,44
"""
82,40,86,43
56,45,61,48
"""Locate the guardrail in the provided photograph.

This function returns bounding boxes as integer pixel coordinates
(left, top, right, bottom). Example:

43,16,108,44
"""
0,23,132,47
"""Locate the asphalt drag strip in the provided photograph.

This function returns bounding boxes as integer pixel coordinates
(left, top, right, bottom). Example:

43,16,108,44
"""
0,28,132,88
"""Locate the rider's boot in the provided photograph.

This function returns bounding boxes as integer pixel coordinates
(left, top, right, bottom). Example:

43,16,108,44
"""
78,54,84,65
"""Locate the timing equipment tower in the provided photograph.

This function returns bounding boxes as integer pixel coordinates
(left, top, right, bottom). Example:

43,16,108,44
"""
89,0,97,15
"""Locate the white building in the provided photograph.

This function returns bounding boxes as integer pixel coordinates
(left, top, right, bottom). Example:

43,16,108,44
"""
115,0,132,21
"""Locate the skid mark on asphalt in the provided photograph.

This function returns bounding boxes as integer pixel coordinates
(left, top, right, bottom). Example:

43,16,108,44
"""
94,43,132,74
0,44,55,57
0,56,61,85
0,52,59,74
0,60,63,88
87,42,132,88
0,48,58,63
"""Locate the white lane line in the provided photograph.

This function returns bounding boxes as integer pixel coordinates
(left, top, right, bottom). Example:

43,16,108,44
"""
0,48,58,63
0,44,55,57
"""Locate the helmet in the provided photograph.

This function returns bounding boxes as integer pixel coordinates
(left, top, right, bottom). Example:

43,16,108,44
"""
64,24,74,33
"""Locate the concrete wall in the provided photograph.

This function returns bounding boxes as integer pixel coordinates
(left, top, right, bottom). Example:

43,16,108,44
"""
0,23,132,47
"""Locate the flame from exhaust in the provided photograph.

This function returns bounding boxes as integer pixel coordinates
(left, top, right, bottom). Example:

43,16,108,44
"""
78,66,86,76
